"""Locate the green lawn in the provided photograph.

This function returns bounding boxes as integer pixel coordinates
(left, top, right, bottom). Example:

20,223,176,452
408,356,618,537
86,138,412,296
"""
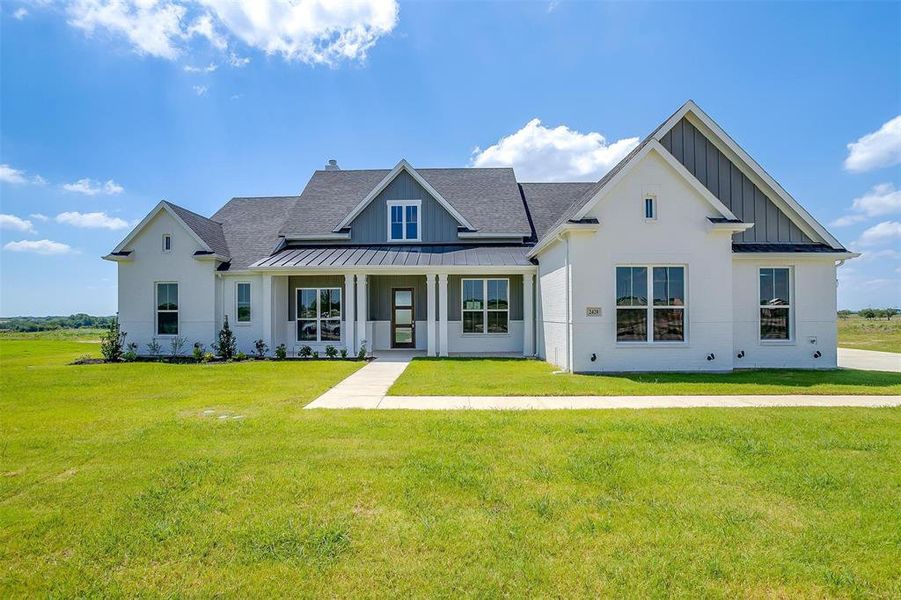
2,339,900,597
389,358,901,397
838,316,901,353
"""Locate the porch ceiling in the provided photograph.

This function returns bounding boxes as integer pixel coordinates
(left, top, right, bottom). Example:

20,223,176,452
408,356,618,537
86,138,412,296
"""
251,244,535,269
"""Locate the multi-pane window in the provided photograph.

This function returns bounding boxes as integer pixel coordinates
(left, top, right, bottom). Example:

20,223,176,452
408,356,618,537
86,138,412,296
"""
616,266,685,342
759,268,791,340
236,282,251,323
462,278,509,334
156,282,178,335
297,287,341,342
388,200,420,241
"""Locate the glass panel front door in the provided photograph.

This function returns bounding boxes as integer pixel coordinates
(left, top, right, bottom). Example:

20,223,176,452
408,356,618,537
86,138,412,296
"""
392,288,415,348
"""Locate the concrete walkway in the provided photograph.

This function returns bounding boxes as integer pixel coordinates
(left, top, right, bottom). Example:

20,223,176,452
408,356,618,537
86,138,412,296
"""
838,348,901,372
306,351,417,409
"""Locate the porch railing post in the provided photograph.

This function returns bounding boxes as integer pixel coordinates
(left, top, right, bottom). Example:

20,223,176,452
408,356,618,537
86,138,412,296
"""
438,273,449,357
344,273,356,355
356,274,368,356
426,273,436,357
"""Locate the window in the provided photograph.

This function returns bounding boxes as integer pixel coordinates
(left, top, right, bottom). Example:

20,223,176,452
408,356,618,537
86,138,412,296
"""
387,200,420,241
296,287,341,342
644,195,657,219
156,282,178,335
759,267,791,340
236,282,251,323
616,266,685,342
462,278,508,334
162,234,172,252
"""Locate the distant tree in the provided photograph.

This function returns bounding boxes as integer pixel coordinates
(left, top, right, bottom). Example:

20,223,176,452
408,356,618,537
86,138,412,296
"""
883,307,898,320
837,310,853,320
859,308,878,320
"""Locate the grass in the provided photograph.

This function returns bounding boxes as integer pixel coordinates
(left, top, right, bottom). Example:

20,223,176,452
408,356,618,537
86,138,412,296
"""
389,358,901,397
2,337,900,596
838,316,901,353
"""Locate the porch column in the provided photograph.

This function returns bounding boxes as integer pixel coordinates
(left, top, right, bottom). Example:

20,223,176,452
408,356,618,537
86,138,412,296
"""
344,273,356,354
426,274,436,357
356,274,368,356
261,274,273,355
438,273,449,357
523,273,534,357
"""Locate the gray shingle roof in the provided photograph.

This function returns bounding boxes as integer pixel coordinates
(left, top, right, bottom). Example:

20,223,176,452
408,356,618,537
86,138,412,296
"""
520,182,596,239
279,167,531,238
164,201,230,258
252,244,534,268
212,197,297,270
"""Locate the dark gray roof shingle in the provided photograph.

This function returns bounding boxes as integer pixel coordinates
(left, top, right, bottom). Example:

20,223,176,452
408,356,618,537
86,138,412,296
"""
164,201,230,258
212,197,297,270
278,167,531,238
520,182,596,239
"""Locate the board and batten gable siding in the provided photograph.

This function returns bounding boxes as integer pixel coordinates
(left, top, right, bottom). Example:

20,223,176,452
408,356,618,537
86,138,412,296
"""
660,117,813,244
350,171,462,243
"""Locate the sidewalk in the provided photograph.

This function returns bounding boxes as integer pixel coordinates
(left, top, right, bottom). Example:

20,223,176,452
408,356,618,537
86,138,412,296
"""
838,348,901,372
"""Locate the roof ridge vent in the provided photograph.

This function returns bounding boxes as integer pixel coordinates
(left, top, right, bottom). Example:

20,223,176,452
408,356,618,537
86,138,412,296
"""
324,159,340,171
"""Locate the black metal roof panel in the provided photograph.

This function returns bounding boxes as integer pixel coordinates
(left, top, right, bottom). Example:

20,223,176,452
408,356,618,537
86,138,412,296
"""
732,243,847,253
251,244,535,268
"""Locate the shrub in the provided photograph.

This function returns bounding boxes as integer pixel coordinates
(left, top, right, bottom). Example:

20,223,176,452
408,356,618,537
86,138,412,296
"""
254,339,268,359
146,338,162,359
169,335,187,358
235,351,248,361
299,345,313,358
99,315,127,362
123,342,138,362
213,316,237,360
340,347,348,359
357,340,367,361
312,351,319,359
859,308,877,320
192,343,206,361
274,344,287,360
202,352,214,363
325,345,338,359
837,309,853,320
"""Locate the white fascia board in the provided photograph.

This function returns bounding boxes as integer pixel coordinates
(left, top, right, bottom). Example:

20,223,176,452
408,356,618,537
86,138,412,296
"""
249,265,537,275
732,251,860,261
101,253,133,262
527,221,601,258
333,159,475,232
708,221,755,233
111,201,214,255
193,253,229,262
283,232,352,241
660,101,843,249
572,141,737,222
457,231,528,239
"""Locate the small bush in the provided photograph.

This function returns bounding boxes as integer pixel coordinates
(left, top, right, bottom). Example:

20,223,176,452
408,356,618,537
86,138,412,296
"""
274,344,287,360
340,348,348,359
312,351,319,359
202,352,215,363
325,345,338,359
169,335,187,358
99,315,126,362
254,339,268,359
235,351,248,361
213,316,237,360
299,345,313,358
123,342,138,362
357,340,367,361
146,338,162,359
192,343,206,361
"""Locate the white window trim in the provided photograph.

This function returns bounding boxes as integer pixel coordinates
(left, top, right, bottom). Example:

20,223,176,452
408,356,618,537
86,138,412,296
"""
295,287,342,343
461,277,510,335
615,265,688,345
644,194,657,221
155,281,179,337
235,281,252,324
162,234,172,253
386,199,422,242
758,266,794,344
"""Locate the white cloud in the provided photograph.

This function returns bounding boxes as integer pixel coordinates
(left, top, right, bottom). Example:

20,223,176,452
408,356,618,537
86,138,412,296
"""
62,178,124,195
228,52,250,67
183,62,217,73
56,211,130,230
856,221,901,246
830,183,901,227
63,1,399,66
193,84,208,96
3,239,73,255
471,118,640,182
32,174,48,185
13,7,28,20
0,164,27,184
0,214,36,234
844,115,901,172
29,213,49,222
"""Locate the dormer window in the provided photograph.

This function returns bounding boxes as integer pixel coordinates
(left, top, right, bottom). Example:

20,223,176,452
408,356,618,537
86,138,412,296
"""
387,200,421,242
162,234,172,252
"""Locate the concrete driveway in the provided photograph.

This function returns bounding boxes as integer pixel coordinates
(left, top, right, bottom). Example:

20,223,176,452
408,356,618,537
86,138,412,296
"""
838,348,901,372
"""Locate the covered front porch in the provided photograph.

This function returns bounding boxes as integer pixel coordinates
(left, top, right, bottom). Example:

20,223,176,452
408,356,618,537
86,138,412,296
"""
260,270,536,357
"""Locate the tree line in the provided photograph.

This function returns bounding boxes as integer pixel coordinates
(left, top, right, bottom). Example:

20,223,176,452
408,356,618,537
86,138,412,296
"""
838,308,899,320
0,314,115,332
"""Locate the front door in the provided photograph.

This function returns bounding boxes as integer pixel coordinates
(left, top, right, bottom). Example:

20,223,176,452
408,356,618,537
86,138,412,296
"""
392,288,415,348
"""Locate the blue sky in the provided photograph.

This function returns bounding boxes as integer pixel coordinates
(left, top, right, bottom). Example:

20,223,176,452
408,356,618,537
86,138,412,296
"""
1,0,899,315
